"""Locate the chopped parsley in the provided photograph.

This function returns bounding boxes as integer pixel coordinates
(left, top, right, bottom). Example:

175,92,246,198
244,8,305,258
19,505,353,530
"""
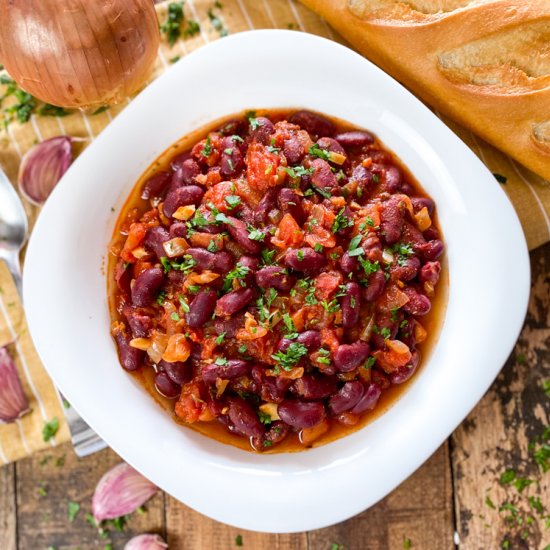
247,225,265,241
266,145,280,154
261,248,276,265
225,195,241,210
311,185,332,199
235,534,244,546
207,7,228,37
157,291,166,305
296,250,305,261
222,263,250,292
499,469,516,485
283,165,314,179
314,243,323,253
160,255,197,274
359,257,380,276
187,285,201,294
271,342,308,371
258,411,272,426
316,348,331,365
380,327,391,339
332,208,353,233
348,234,364,257
321,299,340,314
160,2,185,46
363,356,376,369
207,240,218,253
68,501,80,522
38,104,70,117
215,357,228,366
201,136,213,157
171,312,181,322
42,418,59,442
282,313,298,339
308,143,331,161
178,294,190,313
372,173,380,183
215,332,226,345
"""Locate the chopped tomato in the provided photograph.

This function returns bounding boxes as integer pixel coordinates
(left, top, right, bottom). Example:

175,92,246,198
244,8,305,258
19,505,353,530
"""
272,213,304,248
246,142,281,191
314,271,343,300
201,336,218,360
202,181,234,212
175,383,205,423
320,328,340,354
376,284,410,312
120,222,147,263
304,204,336,248
189,232,225,250
191,133,222,167
162,334,191,363
373,340,412,373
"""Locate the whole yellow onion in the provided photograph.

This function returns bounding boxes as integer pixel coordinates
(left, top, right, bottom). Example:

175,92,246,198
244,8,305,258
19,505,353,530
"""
0,0,160,109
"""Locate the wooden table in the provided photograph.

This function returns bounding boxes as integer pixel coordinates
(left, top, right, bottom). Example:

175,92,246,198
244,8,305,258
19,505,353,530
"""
1,244,548,550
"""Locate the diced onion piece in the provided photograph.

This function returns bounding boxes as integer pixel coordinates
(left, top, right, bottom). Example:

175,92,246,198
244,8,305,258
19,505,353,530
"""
162,237,189,258
360,313,376,341
236,312,268,341
129,338,151,350
414,321,427,343
259,402,280,421
157,203,171,226
328,151,346,165
382,248,395,264
162,334,191,363
146,332,168,364
184,271,220,287
424,281,435,297
299,419,329,446
414,207,432,232
215,379,229,399
361,157,373,168
173,205,196,221
131,247,148,259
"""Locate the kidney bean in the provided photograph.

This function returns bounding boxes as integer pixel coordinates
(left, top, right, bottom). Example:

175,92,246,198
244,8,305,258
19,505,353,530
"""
220,136,244,177
186,248,215,270
253,188,278,224
329,381,365,415
250,116,275,144
169,222,188,238
158,359,192,385
411,196,435,215
371,368,390,390
310,158,337,190
351,383,382,414
341,282,361,329
251,366,292,403
154,371,181,399
235,256,257,286
212,251,234,273
255,266,296,291
186,289,217,327
201,359,250,384
340,251,358,274
383,165,402,193
277,338,292,353
131,267,164,307
124,307,153,338
163,185,205,218
402,221,426,247
115,260,132,295
334,131,374,148
293,374,338,400
289,110,335,137
144,226,170,259
380,195,406,244
278,188,306,224
416,239,444,261
297,330,322,350
215,288,254,316
364,270,386,302
390,350,421,384
228,397,264,438
390,256,421,282
419,261,441,285
400,182,414,195
263,421,290,445
225,216,262,254
219,118,248,136
333,341,370,372
214,313,245,338
113,330,144,371
283,136,306,164
141,171,171,200
402,287,431,316
278,399,326,429
285,248,327,272
317,137,347,158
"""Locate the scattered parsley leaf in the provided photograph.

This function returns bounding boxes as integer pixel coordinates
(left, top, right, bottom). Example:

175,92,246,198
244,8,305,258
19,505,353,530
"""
68,501,80,522
42,417,59,442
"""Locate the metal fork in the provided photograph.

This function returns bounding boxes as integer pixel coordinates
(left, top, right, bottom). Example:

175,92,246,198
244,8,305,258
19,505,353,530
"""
0,167,106,457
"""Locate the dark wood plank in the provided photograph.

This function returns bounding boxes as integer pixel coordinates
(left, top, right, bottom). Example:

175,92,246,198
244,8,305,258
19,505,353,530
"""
15,443,166,550
165,497,307,550
452,242,550,550
307,443,454,550
0,463,16,550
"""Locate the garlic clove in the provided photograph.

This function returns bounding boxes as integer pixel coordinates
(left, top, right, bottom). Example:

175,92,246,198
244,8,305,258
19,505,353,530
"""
92,462,158,522
124,534,168,550
18,136,73,205
0,347,30,423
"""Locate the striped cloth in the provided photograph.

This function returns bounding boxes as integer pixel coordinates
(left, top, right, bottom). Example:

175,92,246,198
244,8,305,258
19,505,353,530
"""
0,0,548,463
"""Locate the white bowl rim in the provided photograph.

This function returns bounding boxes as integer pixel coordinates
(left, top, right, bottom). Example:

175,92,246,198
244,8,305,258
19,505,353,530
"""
23,29,530,533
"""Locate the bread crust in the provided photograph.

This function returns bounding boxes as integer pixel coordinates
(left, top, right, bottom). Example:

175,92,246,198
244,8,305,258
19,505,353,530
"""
300,0,550,179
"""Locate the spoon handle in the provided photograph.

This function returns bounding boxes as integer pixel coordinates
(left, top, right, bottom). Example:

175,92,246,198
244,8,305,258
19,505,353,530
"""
1,250,23,297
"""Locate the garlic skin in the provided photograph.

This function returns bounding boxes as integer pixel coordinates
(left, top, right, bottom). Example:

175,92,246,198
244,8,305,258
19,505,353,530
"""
0,347,30,423
124,534,168,550
92,462,158,522
18,136,73,205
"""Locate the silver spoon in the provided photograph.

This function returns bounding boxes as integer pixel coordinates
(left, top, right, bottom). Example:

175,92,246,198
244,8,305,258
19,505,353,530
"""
0,168,27,296
0,167,106,457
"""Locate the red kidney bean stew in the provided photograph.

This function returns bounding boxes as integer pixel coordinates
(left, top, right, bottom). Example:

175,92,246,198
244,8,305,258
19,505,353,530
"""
109,109,446,453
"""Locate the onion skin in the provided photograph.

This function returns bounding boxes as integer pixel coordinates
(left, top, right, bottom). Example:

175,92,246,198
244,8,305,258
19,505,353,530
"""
0,0,160,109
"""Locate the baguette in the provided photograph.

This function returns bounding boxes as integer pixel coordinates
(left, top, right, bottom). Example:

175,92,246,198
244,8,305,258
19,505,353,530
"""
299,0,550,180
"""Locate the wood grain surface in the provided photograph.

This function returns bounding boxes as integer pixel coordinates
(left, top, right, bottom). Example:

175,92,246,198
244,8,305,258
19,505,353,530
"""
1,242,548,549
